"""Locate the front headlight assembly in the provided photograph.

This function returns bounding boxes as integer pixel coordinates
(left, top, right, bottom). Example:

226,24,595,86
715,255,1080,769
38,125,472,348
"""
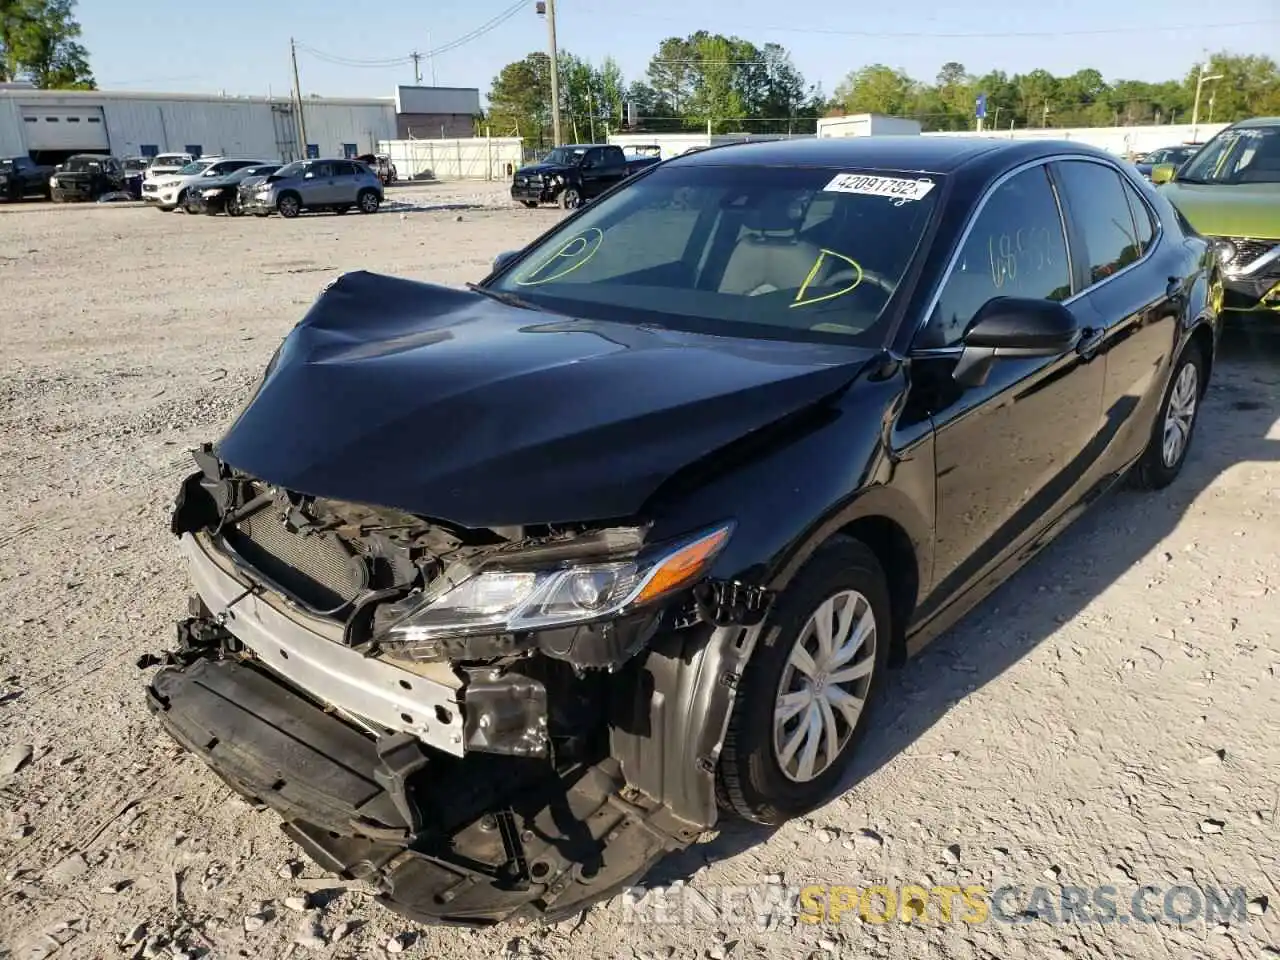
379,522,733,659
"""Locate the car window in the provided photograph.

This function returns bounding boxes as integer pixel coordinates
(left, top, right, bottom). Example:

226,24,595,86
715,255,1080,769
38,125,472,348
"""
583,148,604,167
489,163,941,345
1055,160,1143,287
926,164,1072,348
1178,125,1280,185
603,146,626,166
1122,180,1156,256
310,162,333,178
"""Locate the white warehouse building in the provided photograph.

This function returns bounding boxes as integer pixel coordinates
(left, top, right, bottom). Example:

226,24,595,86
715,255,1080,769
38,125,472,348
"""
0,85,481,163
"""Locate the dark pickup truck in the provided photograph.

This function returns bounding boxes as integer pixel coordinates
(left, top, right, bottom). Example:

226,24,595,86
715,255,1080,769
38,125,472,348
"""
0,156,54,201
511,143,658,209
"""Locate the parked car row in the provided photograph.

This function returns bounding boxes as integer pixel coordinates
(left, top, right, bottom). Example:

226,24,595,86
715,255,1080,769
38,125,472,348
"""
154,158,386,218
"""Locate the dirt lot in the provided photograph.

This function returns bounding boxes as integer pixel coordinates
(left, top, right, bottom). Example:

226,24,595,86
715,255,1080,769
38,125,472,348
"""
1,182,1278,960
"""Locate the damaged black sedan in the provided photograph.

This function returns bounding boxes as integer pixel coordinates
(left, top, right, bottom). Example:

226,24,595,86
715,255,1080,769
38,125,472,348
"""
145,137,1222,926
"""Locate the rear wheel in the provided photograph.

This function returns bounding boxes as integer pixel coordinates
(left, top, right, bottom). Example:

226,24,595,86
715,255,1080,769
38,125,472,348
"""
277,193,301,218
1131,342,1206,489
716,537,891,825
357,189,380,214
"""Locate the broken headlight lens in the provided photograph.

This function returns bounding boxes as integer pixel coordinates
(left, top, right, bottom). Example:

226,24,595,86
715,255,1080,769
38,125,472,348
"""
384,522,733,644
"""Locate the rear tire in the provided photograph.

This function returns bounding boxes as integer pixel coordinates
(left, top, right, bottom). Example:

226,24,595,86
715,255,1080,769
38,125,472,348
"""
1131,342,1206,490
715,537,891,825
357,189,380,214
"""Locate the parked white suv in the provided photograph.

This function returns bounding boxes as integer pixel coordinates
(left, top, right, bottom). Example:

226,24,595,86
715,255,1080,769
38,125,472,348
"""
145,153,196,180
143,158,269,211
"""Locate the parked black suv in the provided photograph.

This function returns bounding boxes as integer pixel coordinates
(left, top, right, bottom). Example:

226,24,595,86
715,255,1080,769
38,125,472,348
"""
49,154,126,202
511,144,644,209
0,156,54,201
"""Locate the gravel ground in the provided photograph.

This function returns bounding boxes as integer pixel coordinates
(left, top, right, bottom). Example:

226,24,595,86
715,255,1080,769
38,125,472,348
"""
1,181,1278,960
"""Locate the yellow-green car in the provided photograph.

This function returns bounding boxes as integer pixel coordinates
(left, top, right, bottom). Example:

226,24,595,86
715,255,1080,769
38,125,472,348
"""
1152,117,1280,313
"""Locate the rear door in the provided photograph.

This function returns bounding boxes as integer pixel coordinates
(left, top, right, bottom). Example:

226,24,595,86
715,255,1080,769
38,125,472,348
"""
1051,159,1181,480
332,161,362,202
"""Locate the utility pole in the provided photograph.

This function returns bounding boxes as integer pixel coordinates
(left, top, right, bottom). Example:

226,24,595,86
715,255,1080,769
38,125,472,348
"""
290,38,308,158
1041,101,1050,128
1190,63,1223,142
543,0,562,145
411,51,422,85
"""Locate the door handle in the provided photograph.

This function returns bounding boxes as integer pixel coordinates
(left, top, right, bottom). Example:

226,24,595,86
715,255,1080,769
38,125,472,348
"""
1075,326,1105,358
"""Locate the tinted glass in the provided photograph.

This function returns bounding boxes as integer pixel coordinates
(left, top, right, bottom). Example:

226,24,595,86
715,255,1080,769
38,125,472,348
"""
489,164,941,345
1178,125,1280,185
927,164,1071,347
275,161,306,178
1056,161,1142,286
1123,180,1155,255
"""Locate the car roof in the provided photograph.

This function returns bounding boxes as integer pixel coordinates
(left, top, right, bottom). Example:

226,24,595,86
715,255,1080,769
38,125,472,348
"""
1231,116,1280,129
667,135,1126,176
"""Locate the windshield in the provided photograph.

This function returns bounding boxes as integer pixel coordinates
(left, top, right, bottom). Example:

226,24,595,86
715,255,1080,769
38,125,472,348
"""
240,165,279,179
154,155,188,166
541,147,587,166
65,156,103,172
488,163,941,345
274,161,306,178
1177,125,1280,185
0,160,12,172
123,158,149,171
177,161,212,176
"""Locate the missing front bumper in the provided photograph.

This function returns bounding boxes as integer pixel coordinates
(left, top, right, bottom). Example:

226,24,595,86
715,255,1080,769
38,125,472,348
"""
145,656,692,925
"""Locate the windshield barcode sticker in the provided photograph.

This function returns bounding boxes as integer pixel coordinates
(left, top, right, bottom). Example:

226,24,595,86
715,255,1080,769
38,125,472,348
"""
822,174,936,205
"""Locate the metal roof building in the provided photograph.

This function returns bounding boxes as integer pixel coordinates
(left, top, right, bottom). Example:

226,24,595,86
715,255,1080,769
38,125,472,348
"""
0,85,480,163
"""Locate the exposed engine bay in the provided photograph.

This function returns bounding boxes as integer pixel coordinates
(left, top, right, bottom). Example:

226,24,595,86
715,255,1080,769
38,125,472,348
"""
144,444,773,925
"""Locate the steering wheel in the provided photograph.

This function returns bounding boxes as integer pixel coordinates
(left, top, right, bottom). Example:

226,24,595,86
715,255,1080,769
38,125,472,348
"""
824,265,897,299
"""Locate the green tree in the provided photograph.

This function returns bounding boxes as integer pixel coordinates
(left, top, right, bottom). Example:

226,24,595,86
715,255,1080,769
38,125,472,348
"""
1185,52,1280,124
487,52,551,144
833,64,915,116
0,0,93,88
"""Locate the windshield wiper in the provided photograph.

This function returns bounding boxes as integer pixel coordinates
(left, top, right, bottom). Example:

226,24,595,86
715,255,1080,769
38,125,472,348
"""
1174,175,1213,184
465,283,546,312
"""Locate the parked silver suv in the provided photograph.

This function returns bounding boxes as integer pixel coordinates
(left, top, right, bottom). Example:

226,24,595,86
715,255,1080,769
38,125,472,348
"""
241,158,384,218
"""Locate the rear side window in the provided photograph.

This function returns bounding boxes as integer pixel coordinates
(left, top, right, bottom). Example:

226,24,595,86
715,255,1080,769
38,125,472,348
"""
1054,160,1143,286
1122,180,1156,255
927,164,1072,347
604,146,626,165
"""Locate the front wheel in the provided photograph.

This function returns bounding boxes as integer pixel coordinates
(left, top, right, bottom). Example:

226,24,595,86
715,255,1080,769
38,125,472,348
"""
558,187,581,210
357,189,380,214
277,193,301,218
1131,342,1206,489
716,537,891,825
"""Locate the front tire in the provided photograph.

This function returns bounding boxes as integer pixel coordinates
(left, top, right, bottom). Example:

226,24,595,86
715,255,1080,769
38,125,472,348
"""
277,193,301,218
559,187,581,210
1131,342,1205,490
716,537,891,825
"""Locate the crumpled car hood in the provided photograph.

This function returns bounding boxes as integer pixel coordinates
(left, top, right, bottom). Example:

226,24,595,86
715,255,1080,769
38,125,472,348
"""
515,163,567,178
214,271,874,528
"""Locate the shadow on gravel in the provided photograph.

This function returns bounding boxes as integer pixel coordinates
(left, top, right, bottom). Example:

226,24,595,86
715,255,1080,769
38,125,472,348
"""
672,318,1280,881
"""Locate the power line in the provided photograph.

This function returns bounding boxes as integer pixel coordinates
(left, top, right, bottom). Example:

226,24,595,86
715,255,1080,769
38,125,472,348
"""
614,14,1277,40
294,0,527,72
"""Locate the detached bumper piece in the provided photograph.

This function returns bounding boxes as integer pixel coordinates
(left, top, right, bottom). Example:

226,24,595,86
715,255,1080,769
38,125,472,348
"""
146,656,689,925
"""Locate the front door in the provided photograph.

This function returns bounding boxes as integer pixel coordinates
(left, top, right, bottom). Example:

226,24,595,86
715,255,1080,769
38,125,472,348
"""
302,161,338,205
1051,159,1183,480
911,161,1107,620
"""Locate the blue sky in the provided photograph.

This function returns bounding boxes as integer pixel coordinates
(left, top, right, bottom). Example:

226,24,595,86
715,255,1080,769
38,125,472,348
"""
81,0,1278,101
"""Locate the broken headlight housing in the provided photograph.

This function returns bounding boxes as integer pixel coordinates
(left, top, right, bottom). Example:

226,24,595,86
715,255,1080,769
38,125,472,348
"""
381,522,733,649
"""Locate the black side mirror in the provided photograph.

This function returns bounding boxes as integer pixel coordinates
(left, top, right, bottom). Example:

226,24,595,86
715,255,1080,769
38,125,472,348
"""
492,250,521,273
953,296,1080,387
